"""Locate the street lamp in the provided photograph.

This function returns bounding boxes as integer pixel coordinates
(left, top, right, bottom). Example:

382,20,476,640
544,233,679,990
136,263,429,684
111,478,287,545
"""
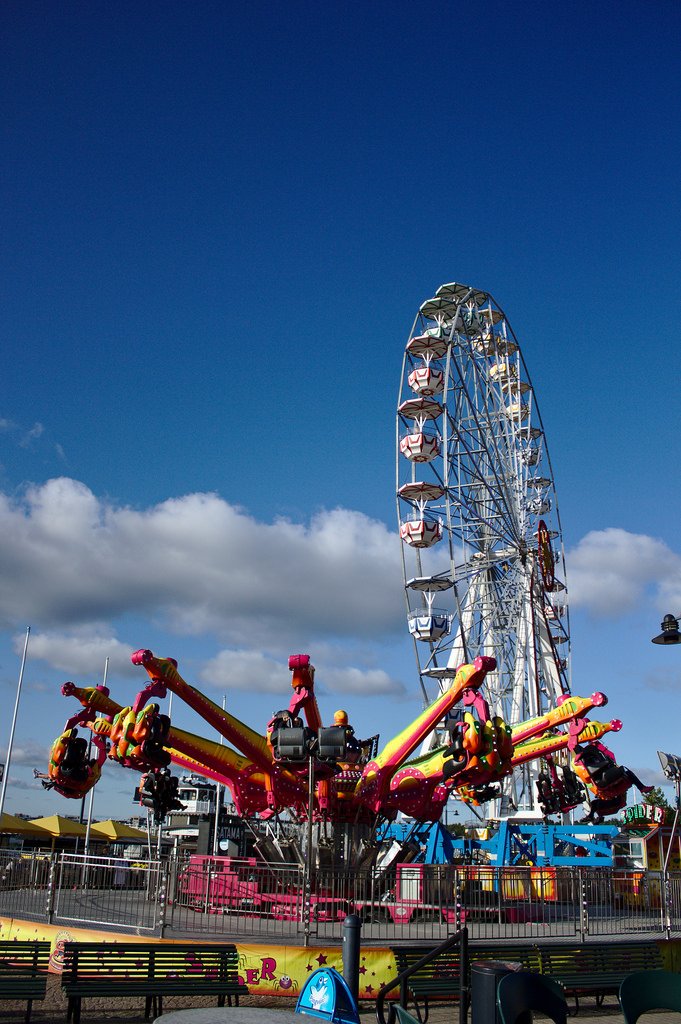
651,614,681,645
657,749,681,939
658,752,681,782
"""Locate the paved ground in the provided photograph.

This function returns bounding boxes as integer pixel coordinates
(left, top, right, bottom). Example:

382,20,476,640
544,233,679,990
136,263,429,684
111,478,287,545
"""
2,974,680,1024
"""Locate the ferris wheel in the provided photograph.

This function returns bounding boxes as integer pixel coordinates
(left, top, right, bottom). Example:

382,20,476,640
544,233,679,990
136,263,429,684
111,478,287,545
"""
396,283,570,817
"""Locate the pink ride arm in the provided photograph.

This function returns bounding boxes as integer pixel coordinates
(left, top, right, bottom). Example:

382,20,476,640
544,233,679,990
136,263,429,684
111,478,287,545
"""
87,706,305,815
131,650,273,769
511,692,608,744
63,674,306,813
287,654,322,732
164,724,306,807
374,657,495,770
511,718,622,766
355,656,496,812
62,682,122,720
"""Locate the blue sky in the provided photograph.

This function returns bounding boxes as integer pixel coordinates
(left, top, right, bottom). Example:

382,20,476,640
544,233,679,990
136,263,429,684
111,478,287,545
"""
1,1,680,821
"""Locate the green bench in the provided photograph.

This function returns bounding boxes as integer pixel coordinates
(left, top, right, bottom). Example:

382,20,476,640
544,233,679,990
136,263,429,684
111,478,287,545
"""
392,943,541,1021
538,940,665,1013
392,939,666,1019
0,939,50,1024
61,940,249,1023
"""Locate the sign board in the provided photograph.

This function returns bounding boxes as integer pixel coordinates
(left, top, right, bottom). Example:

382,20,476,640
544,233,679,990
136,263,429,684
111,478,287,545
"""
218,813,248,857
623,803,671,826
296,967,360,1024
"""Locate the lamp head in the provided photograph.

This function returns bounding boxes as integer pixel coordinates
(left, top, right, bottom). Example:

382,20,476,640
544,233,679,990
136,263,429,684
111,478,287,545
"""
658,750,681,781
651,613,681,645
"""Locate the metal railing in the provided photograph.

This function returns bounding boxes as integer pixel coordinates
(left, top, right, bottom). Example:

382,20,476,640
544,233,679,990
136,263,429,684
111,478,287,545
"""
375,927,469,1024
52,854,165,933
2,850,681,944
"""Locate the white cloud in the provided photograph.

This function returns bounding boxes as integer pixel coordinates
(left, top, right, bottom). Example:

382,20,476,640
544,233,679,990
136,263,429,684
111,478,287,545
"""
200,648,407,698
321,665,407,697
0,478,403,646
16,628,139,678
19,422,44,448
200,649,294,694
4,776,44,792
631,768,669,790
0,417,67,468
566,528,681,617
0,740,49,765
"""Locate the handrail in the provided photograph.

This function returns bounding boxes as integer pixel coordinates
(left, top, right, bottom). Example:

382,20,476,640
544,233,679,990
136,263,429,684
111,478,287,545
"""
375,927,468,1024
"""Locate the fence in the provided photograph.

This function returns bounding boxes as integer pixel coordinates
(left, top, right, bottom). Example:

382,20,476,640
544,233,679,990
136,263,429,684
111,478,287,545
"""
1,849,681,944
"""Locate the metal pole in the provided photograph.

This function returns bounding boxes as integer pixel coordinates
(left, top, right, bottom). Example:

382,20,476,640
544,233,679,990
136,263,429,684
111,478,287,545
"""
212,695,226,857
663,777,681,936
342,914,362,1002
306,755,314,868
303,753,314,946
0,626,31,818
663,778,681,875
84,657,109,859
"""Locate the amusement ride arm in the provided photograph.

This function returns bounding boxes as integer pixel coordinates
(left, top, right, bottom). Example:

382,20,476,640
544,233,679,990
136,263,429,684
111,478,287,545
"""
510,691,608,745
510,718,622,766
131,649,274,769
355,656,496,811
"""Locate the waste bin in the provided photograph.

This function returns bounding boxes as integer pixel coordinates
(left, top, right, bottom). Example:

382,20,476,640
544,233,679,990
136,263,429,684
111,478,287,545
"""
470,960,522,1024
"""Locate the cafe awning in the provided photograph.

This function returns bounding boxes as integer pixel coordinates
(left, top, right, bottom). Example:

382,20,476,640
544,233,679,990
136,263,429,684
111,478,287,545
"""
29,814,88,838
89,820,148,842
0,812,52,837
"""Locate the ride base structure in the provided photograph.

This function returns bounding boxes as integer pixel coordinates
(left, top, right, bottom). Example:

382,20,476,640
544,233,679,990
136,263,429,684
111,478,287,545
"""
379,819,618,868
40,648,648,867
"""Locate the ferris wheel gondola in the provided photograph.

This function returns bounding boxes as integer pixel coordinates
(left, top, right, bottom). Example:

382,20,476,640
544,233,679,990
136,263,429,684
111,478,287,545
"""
396,283,570,817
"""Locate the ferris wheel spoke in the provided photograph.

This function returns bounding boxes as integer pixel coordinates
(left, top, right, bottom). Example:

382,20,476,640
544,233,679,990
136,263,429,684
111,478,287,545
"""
445,412,525,549
449,365,528,538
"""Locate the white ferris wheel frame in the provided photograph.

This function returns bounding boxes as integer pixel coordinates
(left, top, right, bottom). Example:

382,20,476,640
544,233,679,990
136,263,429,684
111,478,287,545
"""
396,283,570,818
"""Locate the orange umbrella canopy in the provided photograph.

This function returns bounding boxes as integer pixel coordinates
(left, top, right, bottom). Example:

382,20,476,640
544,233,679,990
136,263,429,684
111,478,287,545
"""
0,812,52,837
89,820,147,841
28,814,88,837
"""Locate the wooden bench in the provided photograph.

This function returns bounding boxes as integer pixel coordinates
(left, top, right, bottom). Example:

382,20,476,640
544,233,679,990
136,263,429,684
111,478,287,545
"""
392,942,541,1022
0,939,50,1023
538,940,665,1013
61,941,249,1023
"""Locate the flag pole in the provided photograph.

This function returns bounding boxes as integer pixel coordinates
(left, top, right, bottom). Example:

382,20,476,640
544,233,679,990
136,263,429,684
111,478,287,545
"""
0,626,31,819
212,695,226,857
84,656,109,856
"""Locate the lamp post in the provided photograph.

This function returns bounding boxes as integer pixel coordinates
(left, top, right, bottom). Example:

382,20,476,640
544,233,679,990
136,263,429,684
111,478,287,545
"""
212,695,226,858
657,750,681,937
83,657,109,859
651,614,681,645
